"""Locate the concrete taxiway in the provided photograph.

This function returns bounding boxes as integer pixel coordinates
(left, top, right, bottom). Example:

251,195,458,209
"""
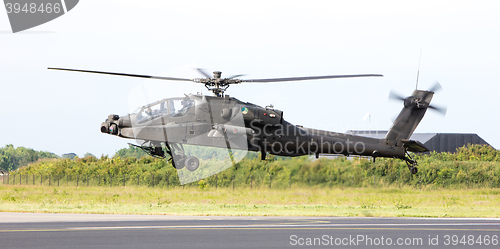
1,213,499,248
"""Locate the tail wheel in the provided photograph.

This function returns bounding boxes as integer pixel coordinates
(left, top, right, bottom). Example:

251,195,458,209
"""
410,166,418,174
185,156,200,171
404,151,418,174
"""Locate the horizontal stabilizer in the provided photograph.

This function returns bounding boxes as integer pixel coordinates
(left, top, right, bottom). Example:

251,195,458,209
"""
401,139,429,153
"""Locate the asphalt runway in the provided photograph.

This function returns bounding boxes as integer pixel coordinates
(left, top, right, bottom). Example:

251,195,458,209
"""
1,213,500,249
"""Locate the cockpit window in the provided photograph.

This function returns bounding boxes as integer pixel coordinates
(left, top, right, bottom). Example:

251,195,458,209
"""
169,99,194,117
136,98,194,123
137,101,168,123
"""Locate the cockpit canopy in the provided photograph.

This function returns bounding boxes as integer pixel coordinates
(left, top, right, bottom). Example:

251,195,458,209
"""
137,98,194,123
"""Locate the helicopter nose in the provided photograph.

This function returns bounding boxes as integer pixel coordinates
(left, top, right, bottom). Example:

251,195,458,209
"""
117,115,132,128
100,122,118,135
108,123,118,135
108,114,119,120
100,122,109,133
101,114,124,135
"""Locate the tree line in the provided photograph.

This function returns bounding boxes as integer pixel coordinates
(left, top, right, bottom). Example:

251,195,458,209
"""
5,144,500,189
0,144,58,172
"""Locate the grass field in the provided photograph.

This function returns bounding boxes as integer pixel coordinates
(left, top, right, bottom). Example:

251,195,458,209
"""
1,185,500,217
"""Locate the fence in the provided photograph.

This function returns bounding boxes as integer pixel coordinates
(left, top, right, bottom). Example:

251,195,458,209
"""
1,173,176,188
1,170,499,189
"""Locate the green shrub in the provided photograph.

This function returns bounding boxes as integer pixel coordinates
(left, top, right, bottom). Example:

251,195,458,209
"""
8,144,500,189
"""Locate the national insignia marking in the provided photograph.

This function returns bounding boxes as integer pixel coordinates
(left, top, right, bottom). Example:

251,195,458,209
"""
241,107,249,114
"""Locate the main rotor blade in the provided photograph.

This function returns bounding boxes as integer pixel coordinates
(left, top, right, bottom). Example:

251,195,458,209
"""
241,74,383,83
48,68,193,82
195,68,212,79
227,74,246,79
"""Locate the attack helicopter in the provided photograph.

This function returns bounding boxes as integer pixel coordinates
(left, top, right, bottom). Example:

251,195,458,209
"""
48,67,445,179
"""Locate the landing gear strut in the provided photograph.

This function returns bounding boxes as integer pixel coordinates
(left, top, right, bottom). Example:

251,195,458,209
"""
128,142,199,171
164,143,199,171
403,151,418,174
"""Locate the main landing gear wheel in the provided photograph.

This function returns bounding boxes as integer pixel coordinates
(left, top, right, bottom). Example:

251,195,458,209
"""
185,156,200,171
174,157,185,169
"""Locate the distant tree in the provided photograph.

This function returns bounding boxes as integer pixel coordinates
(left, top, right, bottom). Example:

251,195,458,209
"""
0,144,59,171
38,151,59,159
84,152,96,158
62,153,78,160
114,145,149,159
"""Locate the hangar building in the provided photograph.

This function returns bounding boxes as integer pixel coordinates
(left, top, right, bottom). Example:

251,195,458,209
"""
345,130,492,153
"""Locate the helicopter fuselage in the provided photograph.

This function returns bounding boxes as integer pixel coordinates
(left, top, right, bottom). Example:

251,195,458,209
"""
101,94,406,161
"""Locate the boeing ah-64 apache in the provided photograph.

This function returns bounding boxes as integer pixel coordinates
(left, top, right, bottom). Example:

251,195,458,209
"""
48,67,445,181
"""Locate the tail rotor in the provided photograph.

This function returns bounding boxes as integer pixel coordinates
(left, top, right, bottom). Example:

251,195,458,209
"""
389,81,447,116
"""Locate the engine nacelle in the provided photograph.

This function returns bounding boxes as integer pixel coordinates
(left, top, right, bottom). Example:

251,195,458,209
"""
241,106,283,126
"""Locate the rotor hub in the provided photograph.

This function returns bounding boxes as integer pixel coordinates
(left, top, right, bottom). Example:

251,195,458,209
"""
213,71,222,79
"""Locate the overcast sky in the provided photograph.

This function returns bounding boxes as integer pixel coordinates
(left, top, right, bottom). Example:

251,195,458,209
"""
1,0,499,157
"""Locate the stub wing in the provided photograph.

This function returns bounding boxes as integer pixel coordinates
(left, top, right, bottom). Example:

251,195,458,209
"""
402,139,430,153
